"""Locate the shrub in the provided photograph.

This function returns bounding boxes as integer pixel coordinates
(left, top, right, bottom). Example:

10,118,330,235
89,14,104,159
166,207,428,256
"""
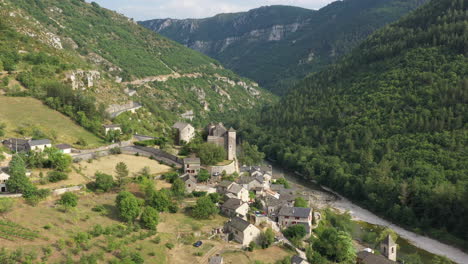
151,236,161,244
0,198,15,213
165,242,174,249
283,225,306,240
109,147,122,155
47,171,69,182
57,192,78,209
140,206,159,230
94,172,114,192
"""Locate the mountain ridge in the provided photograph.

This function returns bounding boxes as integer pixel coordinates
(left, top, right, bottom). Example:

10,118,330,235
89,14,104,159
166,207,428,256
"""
141,0,429,95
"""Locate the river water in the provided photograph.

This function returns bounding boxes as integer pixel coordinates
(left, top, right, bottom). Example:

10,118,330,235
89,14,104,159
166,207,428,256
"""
271,165,468,264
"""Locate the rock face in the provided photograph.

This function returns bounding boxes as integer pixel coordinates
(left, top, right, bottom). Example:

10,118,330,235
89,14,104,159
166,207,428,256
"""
66,70,100,90
140,1,429,94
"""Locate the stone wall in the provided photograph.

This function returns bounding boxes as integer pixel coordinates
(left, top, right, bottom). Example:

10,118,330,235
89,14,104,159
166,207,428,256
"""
208,160,238,175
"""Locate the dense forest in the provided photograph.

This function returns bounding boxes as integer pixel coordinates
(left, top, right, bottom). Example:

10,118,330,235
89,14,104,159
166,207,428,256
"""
142,0,429,95
231,0,468,247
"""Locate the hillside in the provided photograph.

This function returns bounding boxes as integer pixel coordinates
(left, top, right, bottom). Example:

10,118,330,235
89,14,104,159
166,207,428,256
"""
141,0,429,94
0,0,273,140
233,0,468,247
0,96,103,147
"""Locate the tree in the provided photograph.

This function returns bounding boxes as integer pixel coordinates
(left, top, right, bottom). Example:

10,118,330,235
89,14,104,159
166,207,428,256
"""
198,143,226,165
259,228,275,249
115,162,129,187
94,172,114,192
6,155,36,197
197,169,210,182
140,206,159,230
294,197,308,208
192,196,218,219
312,227,356,263
274,178,290,189
239,142,265,166
283,224,306,240
45,148,72,172
47,171,68,182
146,190,171,212
116,191,141,223
57,192,78,210
208,192,221,203
171,178,186,197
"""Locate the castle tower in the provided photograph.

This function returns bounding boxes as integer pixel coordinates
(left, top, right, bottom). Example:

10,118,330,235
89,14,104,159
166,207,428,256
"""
380,234,397,261
227,127,237,161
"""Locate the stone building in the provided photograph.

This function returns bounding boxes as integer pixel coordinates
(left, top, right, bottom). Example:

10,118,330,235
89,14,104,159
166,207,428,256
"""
183,158,201,176
278,206,312,234
380,234,397,261
172,122,195,144
224,217,261,247
206,123,236,161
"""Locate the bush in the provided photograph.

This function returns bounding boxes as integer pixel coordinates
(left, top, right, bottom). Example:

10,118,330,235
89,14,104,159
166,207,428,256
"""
140,206,159,230
283,225,306,240
248,241,256,251
151,236,161,244
0,198,15,213
57,192,78,209
94,172,114,192
109,147,122,155
165,242,174,249
192,191,207,197
47,171,69,182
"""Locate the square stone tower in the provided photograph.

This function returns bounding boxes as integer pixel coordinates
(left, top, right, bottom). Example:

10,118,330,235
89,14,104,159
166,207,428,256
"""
227,127,237,161
380,234,397,261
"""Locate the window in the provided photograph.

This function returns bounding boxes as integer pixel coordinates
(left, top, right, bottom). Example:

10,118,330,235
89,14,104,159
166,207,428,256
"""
285,216,289,219
391,247,394,253
295,217,300,220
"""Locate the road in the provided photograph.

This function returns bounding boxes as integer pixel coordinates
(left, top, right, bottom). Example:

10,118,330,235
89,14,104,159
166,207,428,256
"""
273,166,468,264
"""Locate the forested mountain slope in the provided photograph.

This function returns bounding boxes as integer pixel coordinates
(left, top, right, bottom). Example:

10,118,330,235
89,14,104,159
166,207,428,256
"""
141,0,428,95
0,0,273,141
233,0,468,246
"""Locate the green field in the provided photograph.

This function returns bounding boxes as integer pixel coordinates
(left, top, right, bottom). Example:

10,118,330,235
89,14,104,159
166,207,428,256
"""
0,96,104,148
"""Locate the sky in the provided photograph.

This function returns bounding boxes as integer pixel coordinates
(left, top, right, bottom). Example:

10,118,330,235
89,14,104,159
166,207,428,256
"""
90,0,335,21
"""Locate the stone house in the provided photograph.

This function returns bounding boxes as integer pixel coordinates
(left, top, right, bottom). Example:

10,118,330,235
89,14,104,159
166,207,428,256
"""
224,217,261,247
264,195,287,217
220,198,249,218
172,122,195,144
380,235,397,261
357,248,396,264
181,174,198,193
237,175,264,191
278,207,312,234
183,158,201,176
226,183,249,202
3,138,30,152
56,144,72,154
217,180,234,194
206,123,236,161
28,139,52,152
0,170,10,193
291,255,309,264
103,124,122,135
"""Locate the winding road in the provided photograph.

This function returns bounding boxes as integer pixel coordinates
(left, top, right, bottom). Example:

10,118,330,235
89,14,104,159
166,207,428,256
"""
273,166,468,264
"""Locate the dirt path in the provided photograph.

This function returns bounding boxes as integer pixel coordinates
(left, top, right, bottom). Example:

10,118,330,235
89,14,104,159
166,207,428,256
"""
123,72,202,85
275,166,468,264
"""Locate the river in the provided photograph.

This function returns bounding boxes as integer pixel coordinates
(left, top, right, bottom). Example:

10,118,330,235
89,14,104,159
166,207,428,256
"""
271,165,468,264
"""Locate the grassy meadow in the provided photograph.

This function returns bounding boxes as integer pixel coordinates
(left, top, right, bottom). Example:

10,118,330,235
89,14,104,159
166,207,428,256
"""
0,96,104,148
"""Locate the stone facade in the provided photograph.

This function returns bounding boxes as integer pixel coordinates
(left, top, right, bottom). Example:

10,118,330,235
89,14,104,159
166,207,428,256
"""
278,207,312,234
224,217,261,247
173,122,195,144
206,123,236,161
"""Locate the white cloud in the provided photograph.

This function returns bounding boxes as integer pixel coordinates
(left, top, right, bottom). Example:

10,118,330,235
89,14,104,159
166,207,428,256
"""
91,0,334,20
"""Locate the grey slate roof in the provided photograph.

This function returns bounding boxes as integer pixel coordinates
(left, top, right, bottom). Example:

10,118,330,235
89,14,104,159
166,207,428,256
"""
227,217,250,232
278,207,311,218
357,251,396,264
209,255,223,264
29,139,51,146
183,158,200,164
103,124,121,128
219,180,234,188
227,183,244,194
181,174,196,183
291,255,308,264
172,122,190,130
221,198,244,210
55,144,72,150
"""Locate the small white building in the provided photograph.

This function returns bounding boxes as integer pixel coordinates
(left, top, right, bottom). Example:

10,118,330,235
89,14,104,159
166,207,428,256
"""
0,170,10,193
172,122,195,144
224,217,261,247
103,124,122,135
209,255,223,264
28,139,52,152
55,144,72,154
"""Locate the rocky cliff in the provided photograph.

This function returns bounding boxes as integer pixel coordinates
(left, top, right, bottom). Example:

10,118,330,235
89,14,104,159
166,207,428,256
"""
141,0,429,95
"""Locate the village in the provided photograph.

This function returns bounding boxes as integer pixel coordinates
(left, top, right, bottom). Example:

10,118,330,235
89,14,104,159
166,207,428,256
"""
0,121,401,264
